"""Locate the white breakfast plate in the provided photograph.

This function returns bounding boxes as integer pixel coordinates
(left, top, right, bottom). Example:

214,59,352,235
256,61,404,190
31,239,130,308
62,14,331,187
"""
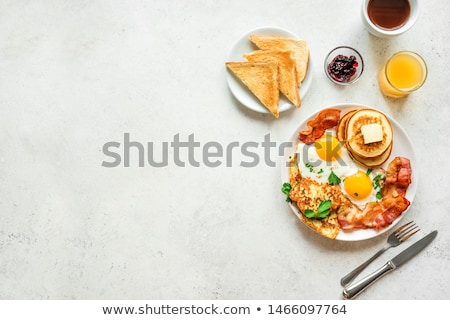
226,26,312,115
280,103,418,241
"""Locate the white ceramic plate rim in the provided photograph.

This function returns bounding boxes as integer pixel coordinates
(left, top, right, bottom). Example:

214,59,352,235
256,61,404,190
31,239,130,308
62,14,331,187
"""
226,26,313,115
280,103,418,241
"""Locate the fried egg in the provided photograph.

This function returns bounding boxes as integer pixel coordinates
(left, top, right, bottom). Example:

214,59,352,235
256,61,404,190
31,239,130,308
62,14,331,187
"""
340,169,384,209
297,130,385,209
297,131,357,183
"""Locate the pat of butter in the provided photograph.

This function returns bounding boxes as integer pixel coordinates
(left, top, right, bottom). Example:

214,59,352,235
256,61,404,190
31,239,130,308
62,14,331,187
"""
361,123,383,144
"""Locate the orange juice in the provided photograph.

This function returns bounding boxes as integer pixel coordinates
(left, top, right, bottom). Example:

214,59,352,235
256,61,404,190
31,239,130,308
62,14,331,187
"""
378,51,427,97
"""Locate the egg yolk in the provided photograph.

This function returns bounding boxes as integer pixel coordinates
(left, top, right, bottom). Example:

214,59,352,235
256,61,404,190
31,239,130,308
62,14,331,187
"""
344,170,373,200
314,134,342,162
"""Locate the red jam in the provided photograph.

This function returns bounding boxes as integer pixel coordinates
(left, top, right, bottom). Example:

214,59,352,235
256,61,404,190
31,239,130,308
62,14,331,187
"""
327,54,359,82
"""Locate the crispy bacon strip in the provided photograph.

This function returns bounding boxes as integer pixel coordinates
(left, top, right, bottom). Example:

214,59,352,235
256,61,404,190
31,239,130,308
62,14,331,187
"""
384,157,412,197
299,108,341,144
338,195,410,231
338,157,412,231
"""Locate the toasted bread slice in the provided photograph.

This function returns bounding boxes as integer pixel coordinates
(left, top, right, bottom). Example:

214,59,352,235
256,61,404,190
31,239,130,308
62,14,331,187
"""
300,212,340,240
346,109,393,158
289,177,342,240
244,49,301,107
249,35,309,85
288,153,302,187
288,155,341,240
226,62,280,118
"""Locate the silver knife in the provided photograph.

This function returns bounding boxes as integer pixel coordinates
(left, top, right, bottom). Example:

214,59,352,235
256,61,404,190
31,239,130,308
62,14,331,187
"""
343,230,438,300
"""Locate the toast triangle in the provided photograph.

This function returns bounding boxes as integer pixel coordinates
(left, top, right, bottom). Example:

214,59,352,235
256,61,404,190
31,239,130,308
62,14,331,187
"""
226,61,280,118
244,49,301,108
249,35,309,85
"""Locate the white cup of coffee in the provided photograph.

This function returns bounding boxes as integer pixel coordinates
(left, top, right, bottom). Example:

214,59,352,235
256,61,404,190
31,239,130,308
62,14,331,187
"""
361,0,419,38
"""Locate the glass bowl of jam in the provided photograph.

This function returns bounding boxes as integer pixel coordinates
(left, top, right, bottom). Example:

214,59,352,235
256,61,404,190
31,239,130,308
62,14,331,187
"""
324,46,364,85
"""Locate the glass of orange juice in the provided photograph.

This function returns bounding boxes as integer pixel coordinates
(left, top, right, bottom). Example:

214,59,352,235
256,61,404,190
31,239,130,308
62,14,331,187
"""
378,51,427,97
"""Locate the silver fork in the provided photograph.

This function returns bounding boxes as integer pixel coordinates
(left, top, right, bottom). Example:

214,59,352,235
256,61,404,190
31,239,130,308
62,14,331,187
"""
340,221,419,287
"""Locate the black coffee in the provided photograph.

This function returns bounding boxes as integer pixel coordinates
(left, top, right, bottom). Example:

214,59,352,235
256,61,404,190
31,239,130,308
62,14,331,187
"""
368,0,411,30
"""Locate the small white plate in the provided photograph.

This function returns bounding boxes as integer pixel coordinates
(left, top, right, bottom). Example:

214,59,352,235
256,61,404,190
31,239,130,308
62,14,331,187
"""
226,26,312,115
280,103,418,241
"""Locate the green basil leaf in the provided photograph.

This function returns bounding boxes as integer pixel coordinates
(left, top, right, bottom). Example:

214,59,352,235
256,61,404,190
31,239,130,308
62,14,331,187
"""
304,200,332,219
281,182,292,203
328,171,341,185
304,209,315,219
317,208,330,219
376,191,383,200
318,200,332,214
